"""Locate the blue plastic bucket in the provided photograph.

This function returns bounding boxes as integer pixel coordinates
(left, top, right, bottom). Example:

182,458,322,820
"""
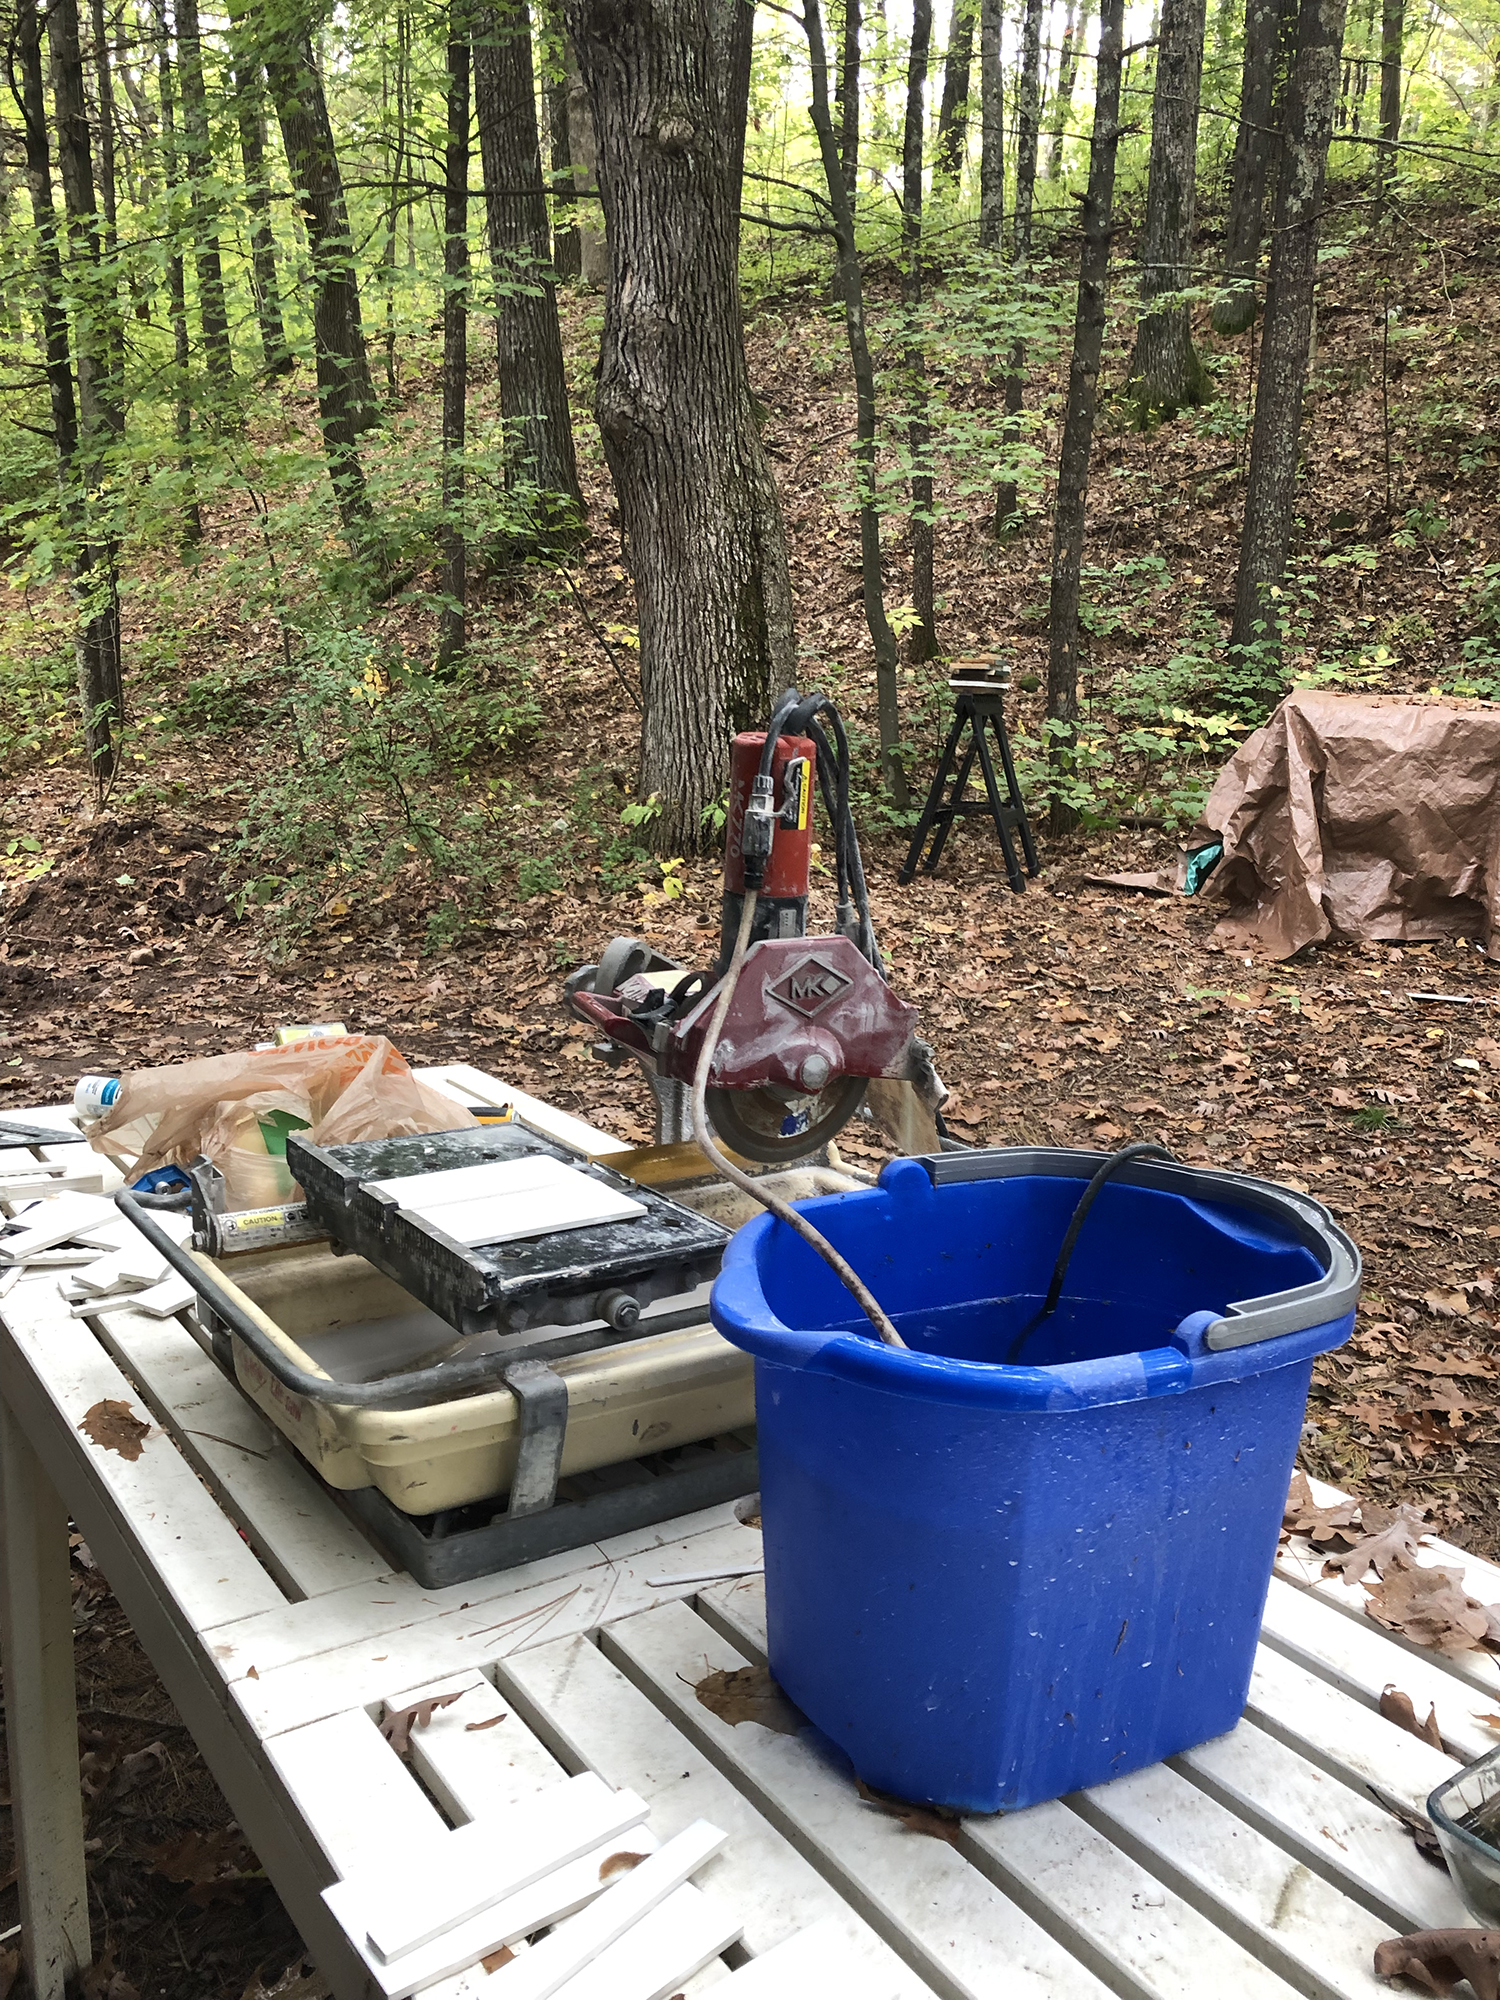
711,1148,1359,1813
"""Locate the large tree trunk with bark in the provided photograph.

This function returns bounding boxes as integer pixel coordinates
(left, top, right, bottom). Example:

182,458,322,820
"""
994,0,1042,531
175,0,234,385
933,0,977,183
903,0,935,662
977,0,1003,245
1046,0,1124,835
1376,0,1403,209
46,0,125,781
565,0,796,851
474,1,584,520
231,48,292,375
1127,0,1210,415
439,8,469,672
1212,0,1282,332
256,0,380,537
805,0,907,805
1229,0,1348,656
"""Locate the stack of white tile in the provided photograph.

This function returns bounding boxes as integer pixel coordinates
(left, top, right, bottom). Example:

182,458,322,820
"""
369,1156,647,1250
0,1188,196,1318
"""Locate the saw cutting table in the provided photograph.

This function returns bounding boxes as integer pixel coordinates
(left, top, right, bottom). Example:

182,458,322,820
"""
0,1068,1493,1999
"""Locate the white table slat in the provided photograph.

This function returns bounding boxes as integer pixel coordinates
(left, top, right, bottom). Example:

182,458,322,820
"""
405,1672,571,1821
0,1280,287,1631
230,1519,766,1740
265,1706,452,1877
498,1628,934,1993
1261,1572,1500,1764
1174,1719,1472,1935
1068,1760,1395,2000
86,1299,390,1600
1245,1644,1458,1816
600,1599,1112,2000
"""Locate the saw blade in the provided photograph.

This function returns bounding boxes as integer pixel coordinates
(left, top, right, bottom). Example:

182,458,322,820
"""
704,1077,867,1165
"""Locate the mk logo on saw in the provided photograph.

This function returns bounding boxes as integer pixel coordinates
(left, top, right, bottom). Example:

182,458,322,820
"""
767,956,853,1019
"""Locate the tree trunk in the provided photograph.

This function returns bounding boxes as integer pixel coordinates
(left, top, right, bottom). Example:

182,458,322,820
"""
565,0,796,851
1044,0,1086,179
1046,0,1124,836
977,0,1004,245
157,5,202,547
256,0,380,538
232,49,292,375
474,1,584,521
439,11,468,673
536,0,581,277
175,0,233,385
88,0,118,261
1127,0,1210,415
45,0,125,781
933,0,977,183
378,13,407,398
804,0,907,805
1230,0,1348,656
17,0,78,468
994,0,1042,531
1212,0,1282,332
720,0,755,229
836,0,861,196
1376,0,1402,209
904,0,936,663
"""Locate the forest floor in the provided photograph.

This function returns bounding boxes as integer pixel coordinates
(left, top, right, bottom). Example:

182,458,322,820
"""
2,187,1500,1995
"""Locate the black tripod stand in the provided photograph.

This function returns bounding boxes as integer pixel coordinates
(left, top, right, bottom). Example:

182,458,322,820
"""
899,674,1039,892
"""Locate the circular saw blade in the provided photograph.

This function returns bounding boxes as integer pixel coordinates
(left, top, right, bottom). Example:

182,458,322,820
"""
704,1077,867,1165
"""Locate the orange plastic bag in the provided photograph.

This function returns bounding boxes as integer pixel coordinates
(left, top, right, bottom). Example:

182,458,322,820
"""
88,1036,475,1203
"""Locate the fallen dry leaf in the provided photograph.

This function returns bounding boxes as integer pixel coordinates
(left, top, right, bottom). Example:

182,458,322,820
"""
480,1947,515,1974
856,1778,964,1846
1366,1562,1500,1658
381,1690,465,1757
464,1712,506,1733
80,1950,140,2000
1425,1289,1472,1319
79,1399,150,1462
1378,1686,1444,1749
598,1850,648,1880
693,1664,803,1736
1283,1470,1362,1547
1322,1503,1430,1583
239,1959,332,2000
1372,1929,1500,1998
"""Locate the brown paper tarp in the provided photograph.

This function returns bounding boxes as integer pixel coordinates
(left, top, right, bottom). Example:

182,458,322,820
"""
1201,690,1500,961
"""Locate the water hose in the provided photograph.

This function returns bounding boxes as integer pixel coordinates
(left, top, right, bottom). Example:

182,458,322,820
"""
691,889,906,1348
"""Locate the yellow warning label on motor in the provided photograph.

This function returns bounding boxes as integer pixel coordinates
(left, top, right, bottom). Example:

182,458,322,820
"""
795,760,811,830
232,1207,293,1230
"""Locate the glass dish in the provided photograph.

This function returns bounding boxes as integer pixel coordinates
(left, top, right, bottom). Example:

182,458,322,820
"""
1429,1742,1500,1924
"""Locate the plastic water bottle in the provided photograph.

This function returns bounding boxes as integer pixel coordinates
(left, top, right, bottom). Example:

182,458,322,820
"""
74,1075,120,1122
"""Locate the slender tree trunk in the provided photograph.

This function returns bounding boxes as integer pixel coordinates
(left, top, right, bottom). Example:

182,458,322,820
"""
804,0,907,805
17,0,79,467
977,0,1004,245
537,0,580,277
47,0,125,780
439,11,469,673
933,0,978,182
836,0,861,196
256,0,380,538
1376,0,1403,209
904,0,936,662
232,48,291,375
994,0,1042,531
1212,0,1282,331
1046,0,1124,836
564,34,608,285
1128,0,1210,414
1230,0,1349,655
565,0,796,851
475,1,584,520
1044,0,1085,179
89,0,118,260
174,0,233,385
720,0,755,228
157,5,202,546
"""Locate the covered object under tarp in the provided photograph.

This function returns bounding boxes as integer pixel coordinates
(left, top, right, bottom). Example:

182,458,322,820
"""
1202,689,1500,960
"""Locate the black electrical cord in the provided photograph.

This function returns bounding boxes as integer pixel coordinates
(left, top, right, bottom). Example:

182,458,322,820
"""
1004,1142,1176,1363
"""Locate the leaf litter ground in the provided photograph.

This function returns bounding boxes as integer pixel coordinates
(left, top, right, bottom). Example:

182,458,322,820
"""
3,196,1500,1993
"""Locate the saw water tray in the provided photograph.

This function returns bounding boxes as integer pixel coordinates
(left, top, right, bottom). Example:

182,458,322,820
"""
289,1124,730,1337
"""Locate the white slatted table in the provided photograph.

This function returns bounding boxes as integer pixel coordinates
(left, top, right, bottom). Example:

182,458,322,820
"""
0,1072,1486,2000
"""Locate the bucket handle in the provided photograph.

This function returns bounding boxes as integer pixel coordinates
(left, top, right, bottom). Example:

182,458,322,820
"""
923,1147,1361,1350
